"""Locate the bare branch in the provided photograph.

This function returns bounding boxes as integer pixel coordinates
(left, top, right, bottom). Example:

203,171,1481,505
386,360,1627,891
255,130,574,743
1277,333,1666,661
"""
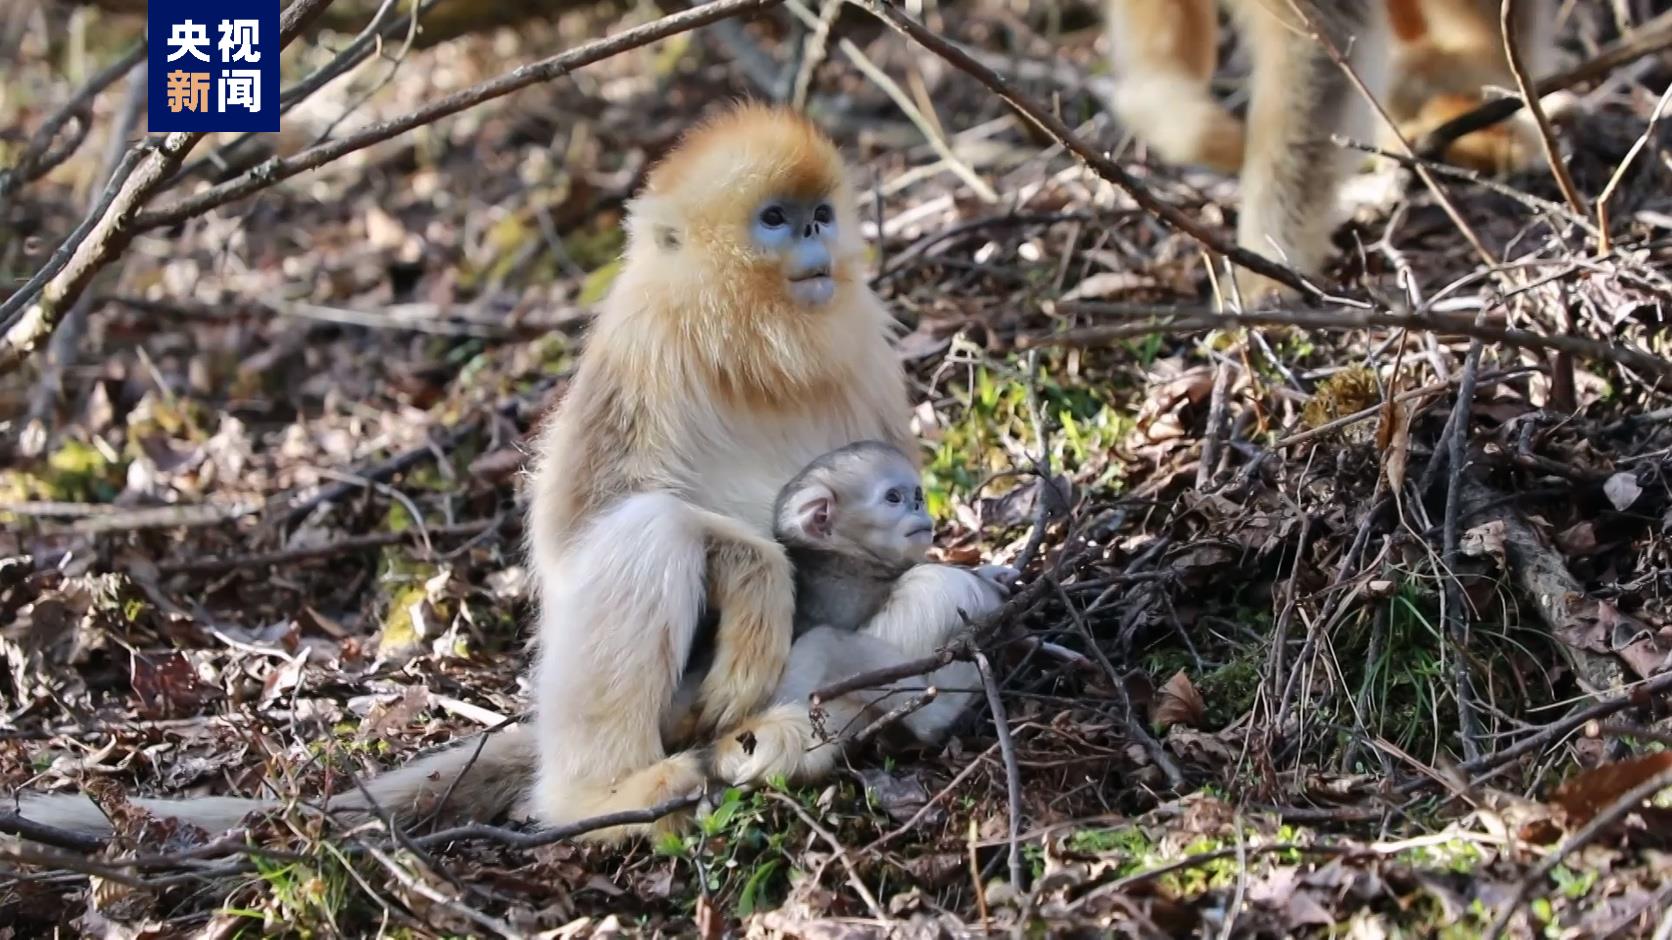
133,0,787,230
0,43,145,206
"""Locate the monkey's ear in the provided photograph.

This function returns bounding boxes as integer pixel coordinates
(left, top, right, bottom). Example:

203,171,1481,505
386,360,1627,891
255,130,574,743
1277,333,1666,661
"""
655,225,681,251
790,485,835,541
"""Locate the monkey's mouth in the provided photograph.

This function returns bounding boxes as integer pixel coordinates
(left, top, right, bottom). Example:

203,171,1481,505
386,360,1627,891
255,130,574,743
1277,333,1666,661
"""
787,269,836,306
905,524,933,540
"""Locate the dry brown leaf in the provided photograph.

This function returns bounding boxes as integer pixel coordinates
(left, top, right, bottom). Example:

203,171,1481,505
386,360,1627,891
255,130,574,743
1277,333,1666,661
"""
1551,752,1672,827
1555,521,1601,557
1152,670,1206,730
129,651,214,719
1378,398,1411,491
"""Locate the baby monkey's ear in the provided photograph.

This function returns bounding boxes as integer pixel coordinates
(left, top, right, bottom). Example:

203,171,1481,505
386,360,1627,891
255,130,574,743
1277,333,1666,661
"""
789,484,836,541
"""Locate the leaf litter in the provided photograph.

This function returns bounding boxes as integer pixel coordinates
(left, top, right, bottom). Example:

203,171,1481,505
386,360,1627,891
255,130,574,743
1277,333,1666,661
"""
1,1,1671,937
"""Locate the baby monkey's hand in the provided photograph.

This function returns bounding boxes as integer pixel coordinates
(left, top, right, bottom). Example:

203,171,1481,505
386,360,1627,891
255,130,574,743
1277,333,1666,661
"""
973,564,1021,595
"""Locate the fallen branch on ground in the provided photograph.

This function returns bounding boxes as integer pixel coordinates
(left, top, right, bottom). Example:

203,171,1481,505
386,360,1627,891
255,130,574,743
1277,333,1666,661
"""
1460,478,1668,684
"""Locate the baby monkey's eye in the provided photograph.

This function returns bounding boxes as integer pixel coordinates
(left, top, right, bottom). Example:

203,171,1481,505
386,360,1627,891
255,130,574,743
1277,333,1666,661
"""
885,489,903,504
760,206,788,228
813,204,834,225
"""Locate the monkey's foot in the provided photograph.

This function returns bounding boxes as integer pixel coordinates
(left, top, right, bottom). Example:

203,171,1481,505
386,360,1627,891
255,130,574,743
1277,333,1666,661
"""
1107,74,1246,175
707,704,828,787
1224,267,1300,308
538,752,708,846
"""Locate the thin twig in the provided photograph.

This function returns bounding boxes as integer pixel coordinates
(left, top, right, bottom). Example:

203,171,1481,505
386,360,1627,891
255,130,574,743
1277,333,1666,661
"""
973,650,1023,892
409,793,702,850
19,57,149,457
1053,581,1185,789
1440,335,1488,763
1484,766,1672,940
767,792,886,920
784,0,997,203
1418,8,1672,158
1595,76,1672,254
133,0,788,231
1500,0,1587,218
1396,670,1672,795
0,0,336,376
0,43,145,204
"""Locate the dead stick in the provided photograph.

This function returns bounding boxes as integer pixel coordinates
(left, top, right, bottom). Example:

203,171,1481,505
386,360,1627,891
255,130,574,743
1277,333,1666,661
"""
0,0,336,376
1484,765,1672,940
974,650,1024,891
0,43,145,203
1500,0,1587,217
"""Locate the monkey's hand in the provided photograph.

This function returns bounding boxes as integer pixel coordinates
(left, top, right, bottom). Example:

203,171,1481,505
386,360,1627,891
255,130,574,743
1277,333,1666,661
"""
973,564,1021,596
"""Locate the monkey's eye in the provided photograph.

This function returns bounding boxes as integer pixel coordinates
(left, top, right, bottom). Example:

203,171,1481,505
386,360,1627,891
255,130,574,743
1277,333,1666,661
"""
813,204,834,225
760,206,788,228
885,489,903,504
913,487,923,503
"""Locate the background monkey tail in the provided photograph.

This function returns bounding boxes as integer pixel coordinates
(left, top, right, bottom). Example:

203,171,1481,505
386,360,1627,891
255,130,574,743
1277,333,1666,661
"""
8,727,537,842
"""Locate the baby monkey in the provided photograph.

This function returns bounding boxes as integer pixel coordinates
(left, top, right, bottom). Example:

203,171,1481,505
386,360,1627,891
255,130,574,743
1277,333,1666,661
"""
671,441,1014,782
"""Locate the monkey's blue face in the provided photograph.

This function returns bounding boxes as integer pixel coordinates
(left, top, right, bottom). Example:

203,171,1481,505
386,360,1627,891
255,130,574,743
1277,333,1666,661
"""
751,196,838,307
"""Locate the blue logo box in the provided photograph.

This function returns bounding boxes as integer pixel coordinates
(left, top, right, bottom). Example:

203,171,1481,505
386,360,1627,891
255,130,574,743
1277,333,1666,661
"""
147,0,280,133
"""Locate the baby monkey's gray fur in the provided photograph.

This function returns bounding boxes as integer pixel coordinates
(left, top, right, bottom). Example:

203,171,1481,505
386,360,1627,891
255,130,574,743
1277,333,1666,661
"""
671,439,995,745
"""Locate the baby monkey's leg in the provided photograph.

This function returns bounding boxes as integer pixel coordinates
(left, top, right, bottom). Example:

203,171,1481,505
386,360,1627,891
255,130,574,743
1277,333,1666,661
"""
707,628,978,786
1103,0,1244,174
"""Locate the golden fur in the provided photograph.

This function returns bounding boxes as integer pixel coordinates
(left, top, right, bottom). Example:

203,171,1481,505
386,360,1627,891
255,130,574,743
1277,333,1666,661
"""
1104,0,1565,299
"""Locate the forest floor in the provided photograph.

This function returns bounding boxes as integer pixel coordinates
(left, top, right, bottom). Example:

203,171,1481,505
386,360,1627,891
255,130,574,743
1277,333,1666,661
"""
2,1,1672,937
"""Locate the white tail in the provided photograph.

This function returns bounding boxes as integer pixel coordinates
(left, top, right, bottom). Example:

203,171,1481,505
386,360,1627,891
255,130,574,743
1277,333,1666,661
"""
8,726,538,842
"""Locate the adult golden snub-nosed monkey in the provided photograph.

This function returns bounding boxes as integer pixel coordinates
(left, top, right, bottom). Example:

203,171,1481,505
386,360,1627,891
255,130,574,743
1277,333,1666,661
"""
1102,0,1567,301
7,104,1009,848
520,103,1021,842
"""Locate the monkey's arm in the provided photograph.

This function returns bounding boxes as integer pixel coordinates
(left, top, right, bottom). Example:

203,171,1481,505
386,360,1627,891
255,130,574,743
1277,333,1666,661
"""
529,492,791,838
705,564,1006,787
856,563,1011,657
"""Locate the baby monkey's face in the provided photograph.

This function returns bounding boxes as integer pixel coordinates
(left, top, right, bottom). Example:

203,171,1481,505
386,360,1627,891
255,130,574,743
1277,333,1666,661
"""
840,458,932,565
779,448,933,566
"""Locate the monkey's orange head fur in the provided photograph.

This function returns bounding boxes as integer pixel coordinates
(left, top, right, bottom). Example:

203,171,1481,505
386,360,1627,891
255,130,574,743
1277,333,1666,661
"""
621,102,867,314
590,103,897,410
